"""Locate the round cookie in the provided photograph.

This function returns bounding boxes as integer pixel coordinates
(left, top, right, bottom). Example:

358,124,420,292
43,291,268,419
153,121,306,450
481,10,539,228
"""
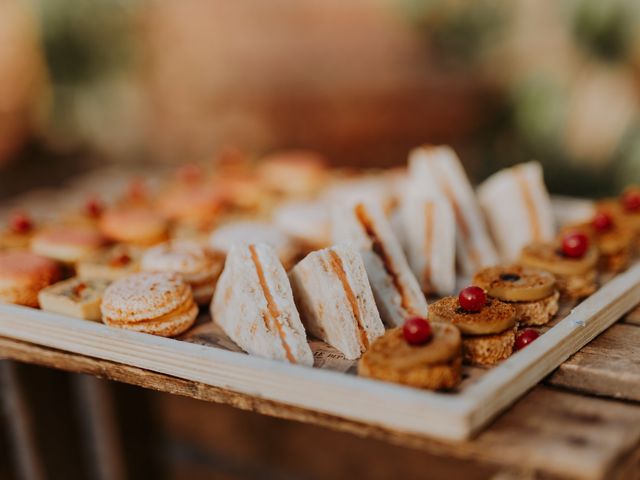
31,226,107,263
0,251,61,307
101,272,193,323
429,297,516,336
473,265,556,302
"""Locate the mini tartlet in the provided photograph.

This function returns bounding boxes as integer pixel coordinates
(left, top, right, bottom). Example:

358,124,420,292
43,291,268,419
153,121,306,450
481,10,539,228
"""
429,287,517,366
38,277,110,321
359,318,462,390
0,251,61,307
473,265,559,326
520,232,598,299
77,244,141,281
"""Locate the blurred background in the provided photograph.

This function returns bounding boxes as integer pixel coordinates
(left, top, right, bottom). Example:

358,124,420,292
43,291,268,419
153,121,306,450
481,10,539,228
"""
3,0,640,199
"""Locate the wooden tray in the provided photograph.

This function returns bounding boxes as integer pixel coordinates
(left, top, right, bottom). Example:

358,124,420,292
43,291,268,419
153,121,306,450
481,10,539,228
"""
1,170,639,441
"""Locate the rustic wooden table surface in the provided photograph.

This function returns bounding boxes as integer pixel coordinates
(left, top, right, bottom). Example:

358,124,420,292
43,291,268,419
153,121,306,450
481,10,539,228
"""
2,309,640,479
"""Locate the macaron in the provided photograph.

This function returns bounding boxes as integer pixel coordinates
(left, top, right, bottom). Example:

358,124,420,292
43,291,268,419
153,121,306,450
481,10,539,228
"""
31,226,108,263
99,207,169,246
158,185,223,228
141,240,223,305
101,272,197,337
258,150,328,197
0,251,61,307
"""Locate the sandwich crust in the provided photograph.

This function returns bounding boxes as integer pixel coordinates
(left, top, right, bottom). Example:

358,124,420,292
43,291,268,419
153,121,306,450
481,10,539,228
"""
429,297,516,336
0,251,61,307
358,324,462,390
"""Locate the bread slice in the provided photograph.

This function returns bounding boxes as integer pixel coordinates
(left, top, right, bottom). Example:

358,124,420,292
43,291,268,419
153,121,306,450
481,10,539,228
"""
478,161,555,261
407,145,498,275
331,201,428,327
289,244,384,360
211,243,313,366
400,192,456,296
514,291,560,326
462,326,516,366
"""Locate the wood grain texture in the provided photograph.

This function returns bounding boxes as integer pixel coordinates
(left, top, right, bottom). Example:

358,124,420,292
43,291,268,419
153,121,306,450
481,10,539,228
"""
1,337,640,479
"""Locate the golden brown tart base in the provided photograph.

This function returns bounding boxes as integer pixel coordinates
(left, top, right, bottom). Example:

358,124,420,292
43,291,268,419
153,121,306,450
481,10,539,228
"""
462,326,516,366
358,324,462,390
512,290,559,326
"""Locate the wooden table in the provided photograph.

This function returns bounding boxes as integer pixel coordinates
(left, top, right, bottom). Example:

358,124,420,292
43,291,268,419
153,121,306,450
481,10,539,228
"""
2,310,640,479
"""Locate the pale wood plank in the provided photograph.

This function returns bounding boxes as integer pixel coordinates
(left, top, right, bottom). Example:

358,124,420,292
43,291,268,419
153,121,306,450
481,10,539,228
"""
1,337,640,479
547,323,640,401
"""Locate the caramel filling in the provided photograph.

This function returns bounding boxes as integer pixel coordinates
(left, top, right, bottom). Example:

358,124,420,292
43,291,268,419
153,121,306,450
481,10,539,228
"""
430,163,482,269
105,297,195,326
422,201,434,293
327,249,369,352
354,204,415,316
514,168,541,241
249,245,296,363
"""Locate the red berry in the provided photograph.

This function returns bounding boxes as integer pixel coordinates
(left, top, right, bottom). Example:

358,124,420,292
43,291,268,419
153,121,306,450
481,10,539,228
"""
402,317,432,345
178,164,202,184
592,211,613,232
9,212,33,234
622,190,640,212
84,196,104,218
458,286,486,312
515,329,540,351
561,232,589,258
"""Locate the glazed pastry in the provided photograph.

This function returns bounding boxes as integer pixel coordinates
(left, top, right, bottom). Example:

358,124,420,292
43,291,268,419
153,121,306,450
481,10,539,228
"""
141,240,223,305
208,220,299,269
561,208,633,273
407,145,498,275
38,277,110,321
99,207,169,246
0,251,61,307
258,149,328,197
31,226,107,263
212,243,313,366
77,244,141,281
359,318,462,390
0,212,37,250
273,200,331,250
101,272,198,337
332,201,428,327
399,193,456,296
430,286,517,366
520,232,598,299
473,265,559,326
289,244,384,360
478,162,556,261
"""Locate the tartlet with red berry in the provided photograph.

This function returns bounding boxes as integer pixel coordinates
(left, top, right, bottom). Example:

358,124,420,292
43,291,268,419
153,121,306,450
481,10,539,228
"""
519,232,598,299
561,209,633,273
0,211,38,251
358,317,462,390
473,265,559,326
429,287,517,366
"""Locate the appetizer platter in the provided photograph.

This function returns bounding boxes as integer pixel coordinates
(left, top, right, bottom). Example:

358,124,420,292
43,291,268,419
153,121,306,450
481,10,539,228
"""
1,145,640,441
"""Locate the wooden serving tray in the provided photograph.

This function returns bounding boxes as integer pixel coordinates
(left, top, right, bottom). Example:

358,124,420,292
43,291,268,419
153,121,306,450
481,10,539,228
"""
1,170,639,441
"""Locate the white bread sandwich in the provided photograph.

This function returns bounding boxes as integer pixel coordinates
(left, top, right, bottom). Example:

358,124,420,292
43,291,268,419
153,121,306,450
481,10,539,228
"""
331,201,428,327
273,199,330,250
478,161,555,261
289,244,384,360
408,145,498,275
399,191,456,296
211,243,313,366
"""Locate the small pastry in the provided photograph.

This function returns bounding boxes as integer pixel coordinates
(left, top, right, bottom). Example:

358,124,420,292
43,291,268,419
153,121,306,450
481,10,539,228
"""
141,240,223,305
478,161,556,261
208,220,299,269
99,207,169,246
212,243,313,365
399,193,456,296
77,244,141,281
272,200,330,250
359,317,462,390
473,265,559,326
561,208,633,273
332,201,428,327
101,272,198,337
38,277,110,321
407,145,499,275
520,232,598,299
289,244,384,360
31,226,107,263
0,251,61,307
0,211,37,250
158,183,223,229
258,150,328,197
430,286,517,366
610,188,640,240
